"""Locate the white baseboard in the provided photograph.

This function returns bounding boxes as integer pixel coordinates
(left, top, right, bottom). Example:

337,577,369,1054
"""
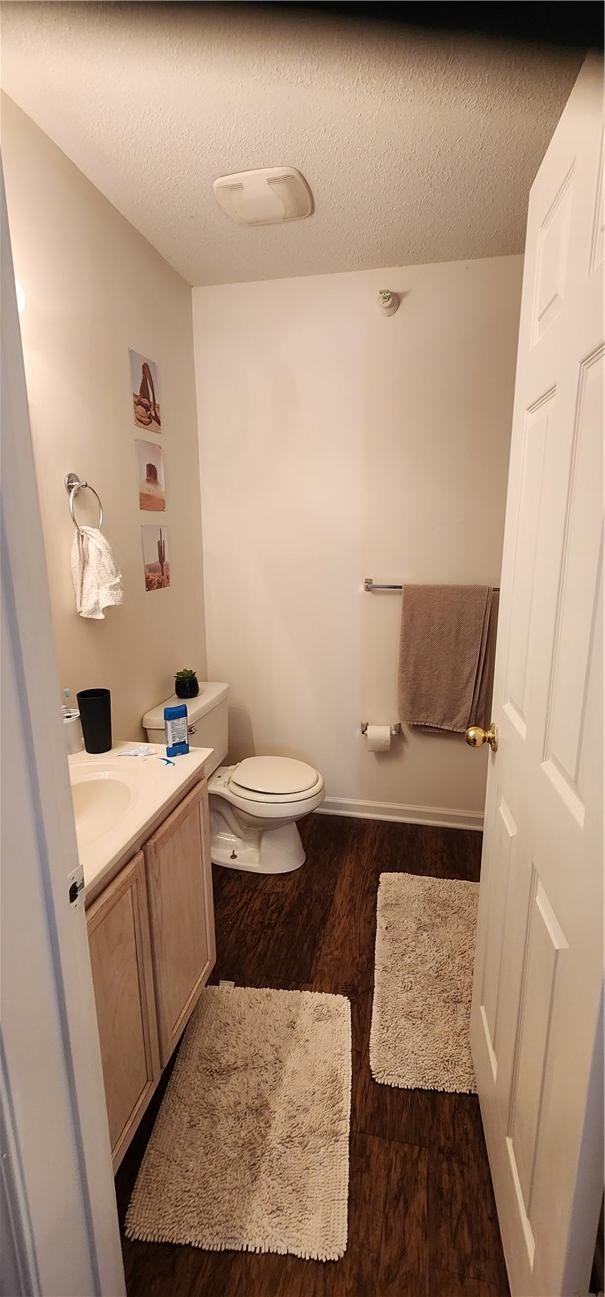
316,796,484,832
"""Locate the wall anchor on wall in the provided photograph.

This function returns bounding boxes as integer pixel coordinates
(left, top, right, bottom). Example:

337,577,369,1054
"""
376,289,400,316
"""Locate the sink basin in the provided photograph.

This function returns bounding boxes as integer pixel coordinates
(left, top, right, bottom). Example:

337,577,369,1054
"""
71,770,134,846
68,743,214,898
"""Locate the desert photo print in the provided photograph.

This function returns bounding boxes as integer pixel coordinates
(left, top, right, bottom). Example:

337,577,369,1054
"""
141,524,170,590
136,439,166,511
130,349,161,430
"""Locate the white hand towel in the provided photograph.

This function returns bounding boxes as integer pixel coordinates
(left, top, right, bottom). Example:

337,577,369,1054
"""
71,526,124,619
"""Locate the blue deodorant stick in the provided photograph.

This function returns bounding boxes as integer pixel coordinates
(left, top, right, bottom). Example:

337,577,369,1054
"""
164,703,189,757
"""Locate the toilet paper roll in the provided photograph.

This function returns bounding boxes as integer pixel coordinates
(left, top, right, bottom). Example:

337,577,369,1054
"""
365,724,391,753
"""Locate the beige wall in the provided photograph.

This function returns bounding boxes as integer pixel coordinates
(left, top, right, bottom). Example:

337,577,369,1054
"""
2,96,206,739
193,257,523,825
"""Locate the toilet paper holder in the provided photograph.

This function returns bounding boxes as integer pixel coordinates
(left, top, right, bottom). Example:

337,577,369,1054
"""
361,722,402,737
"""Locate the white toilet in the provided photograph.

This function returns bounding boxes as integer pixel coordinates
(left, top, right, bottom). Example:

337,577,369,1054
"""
143,683,324,874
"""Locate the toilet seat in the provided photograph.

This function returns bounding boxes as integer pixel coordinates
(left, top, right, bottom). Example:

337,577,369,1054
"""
232,756,319,797
209,759,324,812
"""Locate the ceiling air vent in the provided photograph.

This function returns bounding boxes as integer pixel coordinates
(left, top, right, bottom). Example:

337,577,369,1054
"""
212,167,313,226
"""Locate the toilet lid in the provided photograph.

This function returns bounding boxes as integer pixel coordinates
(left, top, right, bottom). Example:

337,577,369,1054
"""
232,756,319,796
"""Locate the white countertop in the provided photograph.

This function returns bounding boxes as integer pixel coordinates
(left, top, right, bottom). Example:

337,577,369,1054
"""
69,741,212,902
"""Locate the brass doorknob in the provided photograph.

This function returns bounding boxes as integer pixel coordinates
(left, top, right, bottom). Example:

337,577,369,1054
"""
465,723,498,752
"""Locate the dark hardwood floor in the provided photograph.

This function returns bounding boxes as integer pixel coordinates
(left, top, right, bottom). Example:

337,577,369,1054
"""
115,813,510,1297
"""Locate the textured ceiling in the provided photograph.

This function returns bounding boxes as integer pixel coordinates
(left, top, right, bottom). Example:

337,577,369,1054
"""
0,3,582,286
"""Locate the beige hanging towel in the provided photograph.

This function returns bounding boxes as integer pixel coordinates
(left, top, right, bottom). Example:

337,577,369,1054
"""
399,584,498,733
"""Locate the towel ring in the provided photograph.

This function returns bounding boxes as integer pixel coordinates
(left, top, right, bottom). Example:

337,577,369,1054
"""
64,472,103,532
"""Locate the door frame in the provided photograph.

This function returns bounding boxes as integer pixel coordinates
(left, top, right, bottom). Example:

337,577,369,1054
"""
0,165,125,1297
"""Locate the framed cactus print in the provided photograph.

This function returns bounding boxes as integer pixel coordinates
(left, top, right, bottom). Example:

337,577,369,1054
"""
141,524,170,591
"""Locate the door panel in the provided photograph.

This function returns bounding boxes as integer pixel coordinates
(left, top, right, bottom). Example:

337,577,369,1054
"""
532,163,574,342
471,56,603,1297
504,390,553,737
507,877,567,1213
590,137,604,274
481,794,517,1070
542,346,603,810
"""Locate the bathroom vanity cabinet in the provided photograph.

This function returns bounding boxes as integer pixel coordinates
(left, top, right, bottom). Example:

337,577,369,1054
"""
85,777,215,1170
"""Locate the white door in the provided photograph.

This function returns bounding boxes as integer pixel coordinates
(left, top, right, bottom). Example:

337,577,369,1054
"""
470,56,604,1297
1,168,125,1297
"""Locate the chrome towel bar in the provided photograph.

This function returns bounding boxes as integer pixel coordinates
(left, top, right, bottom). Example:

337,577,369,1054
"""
364,577,500,593
364,577,402,592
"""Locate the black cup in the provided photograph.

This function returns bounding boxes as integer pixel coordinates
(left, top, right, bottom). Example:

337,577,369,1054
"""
77,688,112,754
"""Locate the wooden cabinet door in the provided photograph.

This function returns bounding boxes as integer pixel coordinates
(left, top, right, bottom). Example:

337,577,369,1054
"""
86,851,160,1170
144,779,216,1067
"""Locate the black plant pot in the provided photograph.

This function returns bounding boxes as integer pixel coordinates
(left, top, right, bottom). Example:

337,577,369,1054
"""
175,676,199,699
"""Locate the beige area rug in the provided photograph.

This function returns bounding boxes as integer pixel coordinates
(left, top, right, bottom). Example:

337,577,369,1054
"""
370,872,479,1093
126,985,352,1261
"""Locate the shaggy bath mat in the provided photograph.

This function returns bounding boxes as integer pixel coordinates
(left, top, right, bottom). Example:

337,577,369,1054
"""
126,985,352,1261
370,872,479,1093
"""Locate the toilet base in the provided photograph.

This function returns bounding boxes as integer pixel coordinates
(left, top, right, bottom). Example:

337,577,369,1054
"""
211,821,306,874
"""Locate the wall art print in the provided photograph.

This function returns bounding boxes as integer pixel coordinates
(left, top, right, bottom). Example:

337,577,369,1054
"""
141,524,170,591
136,438,166,511
130,349,161,430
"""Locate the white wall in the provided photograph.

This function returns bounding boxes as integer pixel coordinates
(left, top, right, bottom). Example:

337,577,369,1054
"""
2,95,206,739
193,257,523,825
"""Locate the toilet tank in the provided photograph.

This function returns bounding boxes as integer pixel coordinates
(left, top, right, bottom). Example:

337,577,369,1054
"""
142,682,229,775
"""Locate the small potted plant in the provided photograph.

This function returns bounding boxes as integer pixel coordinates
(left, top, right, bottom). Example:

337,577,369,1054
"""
174,668,199,699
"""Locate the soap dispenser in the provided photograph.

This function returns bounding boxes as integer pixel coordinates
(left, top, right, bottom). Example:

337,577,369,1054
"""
62,687,83,755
